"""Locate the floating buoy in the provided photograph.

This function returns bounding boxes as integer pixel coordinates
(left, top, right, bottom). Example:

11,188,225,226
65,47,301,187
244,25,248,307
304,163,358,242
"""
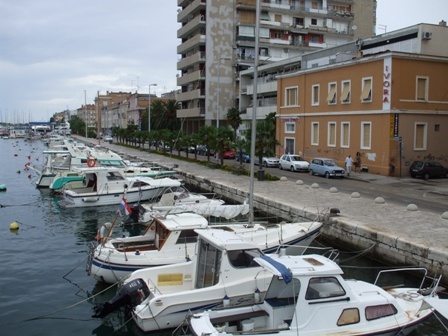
10,221,20,230
14,154,18,157
0,184,6,191
16,170,21,174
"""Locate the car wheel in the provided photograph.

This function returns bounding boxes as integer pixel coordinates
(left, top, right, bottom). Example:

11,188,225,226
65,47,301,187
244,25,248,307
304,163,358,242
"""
279,164,283,170
445,172,448,178
309,170,313,176
410,173,416,178
424,173,430,180
263,161,268,168
325,172,330,179
290,166,295,172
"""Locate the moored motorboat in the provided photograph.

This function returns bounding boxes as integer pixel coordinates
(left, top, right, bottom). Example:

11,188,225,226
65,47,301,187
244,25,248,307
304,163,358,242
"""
58,166,181,208
187,254,446,336
87,211,322,284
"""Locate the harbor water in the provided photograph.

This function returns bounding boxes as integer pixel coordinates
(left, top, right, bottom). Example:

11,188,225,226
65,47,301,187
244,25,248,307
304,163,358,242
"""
0,138,446,336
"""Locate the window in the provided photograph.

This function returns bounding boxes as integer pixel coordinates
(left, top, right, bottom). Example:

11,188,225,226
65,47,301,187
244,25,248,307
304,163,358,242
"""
196,240,221,288
361,122,371,149
365,304,397,321
285,122,295,133
340,80,351,103
311,18,317,25
312,84,320,106
285,87,298,106
311,122,319,145
341,122,350,148
239,26,255,37
361,78,372,102
414,122,427,150
327,122,336,147
338,308,360,326
327,82,337,105
176,230,198,245
228,249,263,268
305,277,346,300
416,77,428,101
275,14,281,22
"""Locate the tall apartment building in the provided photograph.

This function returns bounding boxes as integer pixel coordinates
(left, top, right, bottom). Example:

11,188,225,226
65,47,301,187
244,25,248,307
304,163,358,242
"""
176,0,377,133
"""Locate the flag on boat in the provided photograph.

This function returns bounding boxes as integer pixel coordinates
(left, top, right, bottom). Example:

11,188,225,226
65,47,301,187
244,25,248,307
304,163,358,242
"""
118,197,132,216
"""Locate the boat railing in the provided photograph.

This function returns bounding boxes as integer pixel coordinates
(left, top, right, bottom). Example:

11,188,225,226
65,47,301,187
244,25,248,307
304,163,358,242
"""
374,267,442,296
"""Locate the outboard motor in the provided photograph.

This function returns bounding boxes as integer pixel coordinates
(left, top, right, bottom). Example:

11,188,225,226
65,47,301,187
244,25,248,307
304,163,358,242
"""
92,278,150,318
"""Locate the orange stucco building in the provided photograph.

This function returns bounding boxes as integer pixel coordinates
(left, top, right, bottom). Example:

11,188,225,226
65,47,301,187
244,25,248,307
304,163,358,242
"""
277,47,448,177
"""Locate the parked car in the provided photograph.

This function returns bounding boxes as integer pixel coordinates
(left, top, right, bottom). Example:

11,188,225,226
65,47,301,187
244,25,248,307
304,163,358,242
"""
236,152,250,163
103,135,113,143
222,149,236,159
409,161,448,179
279,154,309,172
197,145,214,156
309,157,345,178
253,156,280,168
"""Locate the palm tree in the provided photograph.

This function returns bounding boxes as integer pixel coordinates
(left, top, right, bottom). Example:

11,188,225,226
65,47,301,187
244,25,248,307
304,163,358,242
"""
215,127,235,166
198,125,217,162
226,107,242,138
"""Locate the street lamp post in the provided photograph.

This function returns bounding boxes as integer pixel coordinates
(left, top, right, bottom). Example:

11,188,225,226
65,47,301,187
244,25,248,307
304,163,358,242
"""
217,56,230,128
148,83,157,133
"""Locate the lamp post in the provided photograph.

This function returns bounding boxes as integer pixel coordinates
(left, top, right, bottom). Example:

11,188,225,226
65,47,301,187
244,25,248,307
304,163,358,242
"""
216,56,230,128
148,83,157,133
84,90,87,138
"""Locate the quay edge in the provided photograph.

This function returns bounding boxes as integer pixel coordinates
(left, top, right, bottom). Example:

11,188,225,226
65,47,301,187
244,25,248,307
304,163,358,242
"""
176,169,448,287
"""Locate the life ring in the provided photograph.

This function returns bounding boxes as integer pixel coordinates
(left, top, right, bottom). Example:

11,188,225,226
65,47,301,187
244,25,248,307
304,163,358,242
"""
87,158,96,167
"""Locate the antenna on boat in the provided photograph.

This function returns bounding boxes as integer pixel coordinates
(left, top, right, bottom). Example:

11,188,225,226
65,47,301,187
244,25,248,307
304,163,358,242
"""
248,0,261,227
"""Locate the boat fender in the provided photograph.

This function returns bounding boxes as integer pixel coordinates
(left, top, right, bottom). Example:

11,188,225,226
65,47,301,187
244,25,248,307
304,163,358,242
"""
92,278,150,318
96,222,112,241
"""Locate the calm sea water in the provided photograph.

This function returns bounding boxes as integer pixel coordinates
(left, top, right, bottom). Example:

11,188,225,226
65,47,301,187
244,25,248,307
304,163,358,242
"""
0,138,446,336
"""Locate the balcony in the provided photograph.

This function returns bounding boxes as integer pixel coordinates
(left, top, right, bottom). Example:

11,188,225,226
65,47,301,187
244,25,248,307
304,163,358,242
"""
177,70,205,86
177,15,206,39
177,106,205,118
177,33,206,54
177,0,206,23
176,89,204,102
177,51,205,70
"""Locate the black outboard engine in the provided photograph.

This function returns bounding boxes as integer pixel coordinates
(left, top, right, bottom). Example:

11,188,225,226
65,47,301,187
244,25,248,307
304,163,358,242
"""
92,278,150,318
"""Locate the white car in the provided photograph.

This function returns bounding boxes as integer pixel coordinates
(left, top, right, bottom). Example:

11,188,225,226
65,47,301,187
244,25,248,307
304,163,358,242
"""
253,156,280,167
279,154,310,172
103,135,113,143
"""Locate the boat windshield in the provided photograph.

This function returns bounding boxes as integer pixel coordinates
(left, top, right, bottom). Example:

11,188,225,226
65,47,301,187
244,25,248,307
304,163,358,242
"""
228,249,263,268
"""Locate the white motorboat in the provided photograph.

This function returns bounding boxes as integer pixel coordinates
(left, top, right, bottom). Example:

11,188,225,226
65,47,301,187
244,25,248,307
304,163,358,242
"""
137,186,227,223
58,166,181,208
31,139,177,189
88,210,322,284
187,253,446,336
91,229,277,330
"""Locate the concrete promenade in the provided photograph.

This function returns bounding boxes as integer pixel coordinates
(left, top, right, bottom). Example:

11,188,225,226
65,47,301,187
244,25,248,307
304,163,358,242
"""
77,137,448,283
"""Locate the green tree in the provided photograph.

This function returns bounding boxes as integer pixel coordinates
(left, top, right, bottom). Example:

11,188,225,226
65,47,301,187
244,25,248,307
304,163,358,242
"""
226,107,242,138
198,125,217,162
68,116,86,135
215,127,235,165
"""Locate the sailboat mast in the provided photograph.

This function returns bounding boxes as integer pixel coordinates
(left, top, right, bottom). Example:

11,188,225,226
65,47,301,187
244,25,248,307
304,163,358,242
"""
249,0,261,224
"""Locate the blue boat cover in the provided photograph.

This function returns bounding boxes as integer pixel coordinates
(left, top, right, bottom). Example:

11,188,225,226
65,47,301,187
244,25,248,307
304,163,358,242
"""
260,255,292,284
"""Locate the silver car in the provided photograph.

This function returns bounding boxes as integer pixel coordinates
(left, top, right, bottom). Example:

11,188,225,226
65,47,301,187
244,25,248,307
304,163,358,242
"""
253,156,280,167
309,157,345,178
279,154,310,172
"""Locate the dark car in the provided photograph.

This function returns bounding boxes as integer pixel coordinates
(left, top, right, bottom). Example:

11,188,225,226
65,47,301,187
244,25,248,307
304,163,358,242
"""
409,161,448,179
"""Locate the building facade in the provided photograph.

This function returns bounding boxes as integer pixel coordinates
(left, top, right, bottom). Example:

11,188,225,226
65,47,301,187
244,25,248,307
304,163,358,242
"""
176,0,377,133
276,23,448,177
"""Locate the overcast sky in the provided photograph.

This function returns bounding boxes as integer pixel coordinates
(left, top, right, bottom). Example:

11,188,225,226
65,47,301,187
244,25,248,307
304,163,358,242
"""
0,0,446,122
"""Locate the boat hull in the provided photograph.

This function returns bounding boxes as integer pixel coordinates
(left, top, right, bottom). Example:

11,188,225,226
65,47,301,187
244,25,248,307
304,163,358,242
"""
58,187,169,208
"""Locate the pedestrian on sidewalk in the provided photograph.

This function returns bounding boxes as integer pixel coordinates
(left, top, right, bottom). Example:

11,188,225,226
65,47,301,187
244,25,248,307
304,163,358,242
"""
345,155,353,176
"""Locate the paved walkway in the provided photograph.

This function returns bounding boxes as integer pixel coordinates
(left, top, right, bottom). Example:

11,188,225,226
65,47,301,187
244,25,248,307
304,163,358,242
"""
77,137,448,276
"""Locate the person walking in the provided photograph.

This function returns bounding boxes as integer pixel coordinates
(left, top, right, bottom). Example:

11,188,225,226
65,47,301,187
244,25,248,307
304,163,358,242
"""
345,155,353,176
